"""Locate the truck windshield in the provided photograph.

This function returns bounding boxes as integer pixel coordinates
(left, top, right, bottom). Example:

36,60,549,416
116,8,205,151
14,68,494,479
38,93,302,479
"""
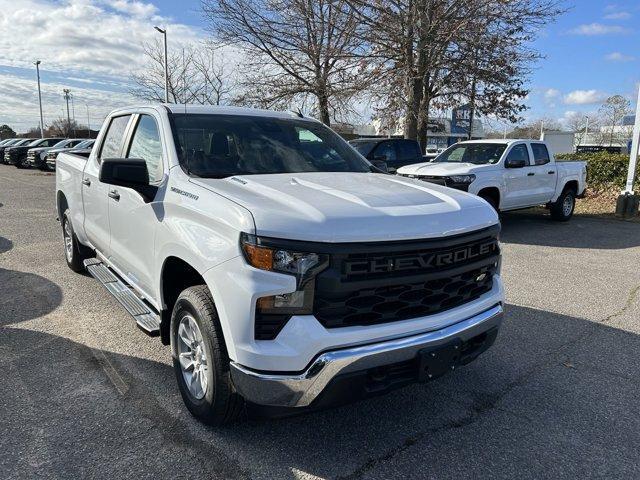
434,143,506,165
171,114,372,178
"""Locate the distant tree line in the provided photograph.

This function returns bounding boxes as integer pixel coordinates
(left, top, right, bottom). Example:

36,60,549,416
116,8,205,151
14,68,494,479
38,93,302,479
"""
129,0,563,149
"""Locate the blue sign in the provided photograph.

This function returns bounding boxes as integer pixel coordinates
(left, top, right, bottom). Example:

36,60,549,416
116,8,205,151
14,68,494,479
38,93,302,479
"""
451,105,472,135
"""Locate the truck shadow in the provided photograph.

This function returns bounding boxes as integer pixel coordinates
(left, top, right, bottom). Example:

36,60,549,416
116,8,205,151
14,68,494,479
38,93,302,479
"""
0,268,62,326
2,301,639,478
500,210,640,249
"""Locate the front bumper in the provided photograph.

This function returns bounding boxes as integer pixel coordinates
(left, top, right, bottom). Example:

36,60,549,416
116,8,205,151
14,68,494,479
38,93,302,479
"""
230,303,503,407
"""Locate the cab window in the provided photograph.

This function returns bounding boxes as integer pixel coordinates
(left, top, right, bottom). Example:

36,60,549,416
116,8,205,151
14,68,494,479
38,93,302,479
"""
505,144,530,164
372,141,397,162
99,115,132,161
127,115,163,183
531,143,550,165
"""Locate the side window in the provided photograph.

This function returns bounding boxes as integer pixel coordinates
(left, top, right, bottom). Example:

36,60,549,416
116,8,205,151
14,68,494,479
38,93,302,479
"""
127,115,163,183
531,143,550,166
397,140,420,161
99,115,132,162
373,141,397,162
505,144,530,164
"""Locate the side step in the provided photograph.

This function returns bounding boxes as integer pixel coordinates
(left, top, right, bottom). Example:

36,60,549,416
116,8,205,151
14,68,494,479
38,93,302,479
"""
84,259,161,336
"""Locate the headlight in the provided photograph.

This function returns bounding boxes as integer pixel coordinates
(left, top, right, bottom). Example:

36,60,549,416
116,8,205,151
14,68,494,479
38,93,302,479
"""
240,233,329,317
448,174,476,184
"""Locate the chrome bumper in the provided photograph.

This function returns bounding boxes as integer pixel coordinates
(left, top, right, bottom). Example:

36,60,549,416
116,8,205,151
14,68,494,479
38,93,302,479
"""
230,304,503,407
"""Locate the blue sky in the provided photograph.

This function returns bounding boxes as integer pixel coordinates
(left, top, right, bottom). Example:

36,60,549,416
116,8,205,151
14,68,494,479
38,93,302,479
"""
0,0,638,132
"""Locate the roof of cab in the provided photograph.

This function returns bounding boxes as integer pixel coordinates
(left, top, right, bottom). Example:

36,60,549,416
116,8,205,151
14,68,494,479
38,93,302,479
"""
109,103,316,121
457,138,542,145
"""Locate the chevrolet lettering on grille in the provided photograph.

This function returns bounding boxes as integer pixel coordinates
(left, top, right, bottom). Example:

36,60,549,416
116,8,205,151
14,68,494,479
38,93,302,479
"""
344,240,498,276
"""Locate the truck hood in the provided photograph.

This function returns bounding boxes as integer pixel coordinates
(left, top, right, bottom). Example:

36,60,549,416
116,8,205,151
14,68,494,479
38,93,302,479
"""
28,146,52,153
397,162,496,176
192,172,498,242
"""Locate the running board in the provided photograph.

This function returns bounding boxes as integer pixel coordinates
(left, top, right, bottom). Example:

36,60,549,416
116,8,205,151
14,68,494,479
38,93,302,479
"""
84,259,160,336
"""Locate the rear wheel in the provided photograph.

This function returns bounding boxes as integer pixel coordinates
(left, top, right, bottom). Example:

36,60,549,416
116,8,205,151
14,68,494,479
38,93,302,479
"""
171,285,244,425
550,188,575,221
62,209,90,272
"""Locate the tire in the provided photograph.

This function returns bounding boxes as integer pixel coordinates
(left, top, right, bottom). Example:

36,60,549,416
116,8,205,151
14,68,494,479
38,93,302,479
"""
171,285,244,425
550,187,575,221
62,209,90,272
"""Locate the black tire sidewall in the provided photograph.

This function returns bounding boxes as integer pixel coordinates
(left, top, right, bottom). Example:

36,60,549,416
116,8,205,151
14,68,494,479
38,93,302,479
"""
553,189,575,220
171,294,220,419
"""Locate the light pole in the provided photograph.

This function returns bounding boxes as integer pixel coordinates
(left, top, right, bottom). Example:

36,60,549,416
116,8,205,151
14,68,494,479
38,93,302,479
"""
63,89,71,136
154,26,169,103
34,61,44,137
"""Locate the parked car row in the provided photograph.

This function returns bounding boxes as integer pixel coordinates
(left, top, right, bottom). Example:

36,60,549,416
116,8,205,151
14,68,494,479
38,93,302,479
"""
0,137,94,170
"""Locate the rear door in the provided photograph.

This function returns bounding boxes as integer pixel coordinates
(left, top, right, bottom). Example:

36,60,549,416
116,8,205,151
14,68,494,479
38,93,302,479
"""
107,113,165,298
83,114,132,255
529,143,557,203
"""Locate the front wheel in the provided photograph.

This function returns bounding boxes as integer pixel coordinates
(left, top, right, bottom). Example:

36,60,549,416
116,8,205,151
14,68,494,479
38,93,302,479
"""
171,285,244,425
550,188,575,221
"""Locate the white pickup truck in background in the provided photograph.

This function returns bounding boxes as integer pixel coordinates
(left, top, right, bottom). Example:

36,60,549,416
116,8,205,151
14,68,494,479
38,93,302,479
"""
397,139,587,221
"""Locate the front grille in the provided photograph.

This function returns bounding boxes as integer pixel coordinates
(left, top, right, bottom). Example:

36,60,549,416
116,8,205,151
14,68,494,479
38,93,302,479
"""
313,227,500,329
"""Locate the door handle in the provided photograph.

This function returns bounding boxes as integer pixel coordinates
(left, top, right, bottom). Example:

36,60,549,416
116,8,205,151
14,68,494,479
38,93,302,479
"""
548,171,555,174
527,172,535,176
108,189,120,201
82,178,91,186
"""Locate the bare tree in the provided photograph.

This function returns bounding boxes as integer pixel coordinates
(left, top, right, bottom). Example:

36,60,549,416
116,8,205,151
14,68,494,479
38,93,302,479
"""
202,0,370,126
565,112,598,146
350,0,562,148
598,95,632,146
130,40,234,105
508,117,561,140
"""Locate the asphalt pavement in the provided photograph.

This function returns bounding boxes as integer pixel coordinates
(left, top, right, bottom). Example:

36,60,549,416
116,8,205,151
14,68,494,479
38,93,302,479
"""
1,164,639,479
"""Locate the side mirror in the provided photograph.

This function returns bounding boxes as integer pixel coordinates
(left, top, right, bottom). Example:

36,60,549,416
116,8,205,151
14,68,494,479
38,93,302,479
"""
370,159,389,173
505,158,526,168
99,158,156,200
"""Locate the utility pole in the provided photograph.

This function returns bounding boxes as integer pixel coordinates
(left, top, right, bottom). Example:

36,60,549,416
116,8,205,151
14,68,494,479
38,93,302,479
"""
34,61,44,137
63,89,71,137
70,93,76,137
85,103,91,137
154,26,169,103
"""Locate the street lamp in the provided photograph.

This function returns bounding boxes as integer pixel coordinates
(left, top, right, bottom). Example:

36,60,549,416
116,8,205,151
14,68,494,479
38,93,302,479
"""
34,61,44,137
154,26,169,103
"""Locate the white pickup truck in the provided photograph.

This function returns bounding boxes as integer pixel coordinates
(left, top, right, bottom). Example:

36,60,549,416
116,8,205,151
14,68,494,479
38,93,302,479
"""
56,105,504,425
397,139,587,221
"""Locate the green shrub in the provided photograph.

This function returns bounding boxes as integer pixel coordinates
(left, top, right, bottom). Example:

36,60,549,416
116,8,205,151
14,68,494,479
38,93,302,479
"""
556,152,639,189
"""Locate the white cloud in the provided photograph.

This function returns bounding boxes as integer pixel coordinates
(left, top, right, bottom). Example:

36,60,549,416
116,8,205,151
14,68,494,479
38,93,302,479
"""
544,88,560,99
605,52,635,62
563,90,608,105
568,23,630,35
104,0,158,18
0,72,137,132
0,0,210,131
0,0,204,77
604,11,631,20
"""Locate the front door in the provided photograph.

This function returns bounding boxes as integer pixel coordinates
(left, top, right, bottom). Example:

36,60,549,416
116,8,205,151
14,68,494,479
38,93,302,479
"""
83,114,132,255
502,143,536,209
107,114,165,299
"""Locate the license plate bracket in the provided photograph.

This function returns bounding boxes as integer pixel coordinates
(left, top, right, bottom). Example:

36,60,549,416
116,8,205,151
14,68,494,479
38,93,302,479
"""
418,341,462,381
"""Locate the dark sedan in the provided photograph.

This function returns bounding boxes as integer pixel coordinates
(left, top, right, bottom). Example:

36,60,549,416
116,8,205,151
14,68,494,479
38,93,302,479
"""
5,138,65,168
